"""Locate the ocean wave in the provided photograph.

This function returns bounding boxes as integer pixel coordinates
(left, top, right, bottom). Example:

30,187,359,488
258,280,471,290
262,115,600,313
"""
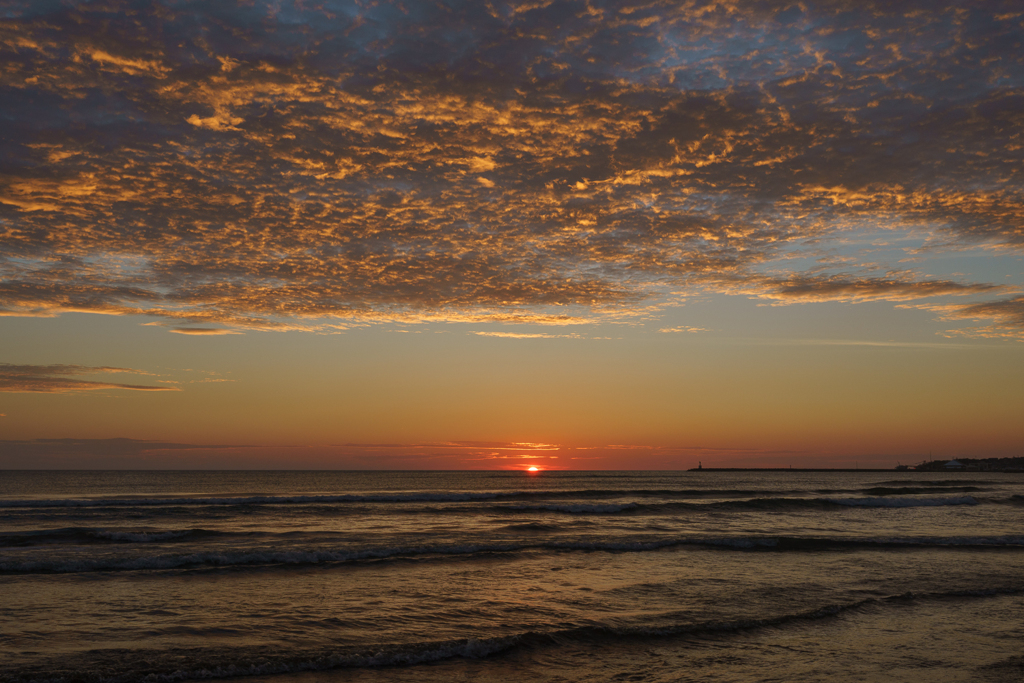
0,541,673,574
765,535,1024,550
5,587,1022,683
0,493,513,508
857,486,985,496
1,490,995,516
5,535,1024,574
505,496,987,514
0,527,214,547
0,488,779,509
868,479,997,487
826,496,978,507
501,522,561,531
0,635,521,683
504,503,641,514
89,529,204,543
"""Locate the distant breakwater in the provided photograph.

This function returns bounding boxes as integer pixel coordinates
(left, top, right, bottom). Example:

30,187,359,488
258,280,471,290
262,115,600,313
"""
688,467,1024,472
691,468,916,472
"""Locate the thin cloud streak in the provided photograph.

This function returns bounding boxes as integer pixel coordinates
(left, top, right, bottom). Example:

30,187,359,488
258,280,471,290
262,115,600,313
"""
169,328,243,336
471,331,585,339
0,364,179,393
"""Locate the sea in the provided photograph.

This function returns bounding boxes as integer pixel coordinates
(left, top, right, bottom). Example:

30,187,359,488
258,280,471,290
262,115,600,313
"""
1,470,1022,683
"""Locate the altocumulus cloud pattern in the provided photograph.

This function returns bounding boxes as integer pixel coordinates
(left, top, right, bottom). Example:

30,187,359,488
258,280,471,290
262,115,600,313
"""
1,0,1022,336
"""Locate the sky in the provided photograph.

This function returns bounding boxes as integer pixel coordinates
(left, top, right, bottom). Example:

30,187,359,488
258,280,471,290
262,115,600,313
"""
1,0,1022,469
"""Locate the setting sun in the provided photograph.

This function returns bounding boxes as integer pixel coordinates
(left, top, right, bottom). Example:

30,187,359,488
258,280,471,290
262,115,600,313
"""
527,467,539,472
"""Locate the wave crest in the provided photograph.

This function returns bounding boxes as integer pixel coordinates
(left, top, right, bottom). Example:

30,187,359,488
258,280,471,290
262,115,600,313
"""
5,534,1024,574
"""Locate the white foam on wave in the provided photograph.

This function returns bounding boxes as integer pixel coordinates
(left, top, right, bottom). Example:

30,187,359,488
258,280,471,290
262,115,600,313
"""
826,496,978,507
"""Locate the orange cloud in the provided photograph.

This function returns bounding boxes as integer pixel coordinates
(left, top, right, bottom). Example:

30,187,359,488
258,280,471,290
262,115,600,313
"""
739,274,1008,305
168,327,243,335
903,295,1024,339
0,1,1020,338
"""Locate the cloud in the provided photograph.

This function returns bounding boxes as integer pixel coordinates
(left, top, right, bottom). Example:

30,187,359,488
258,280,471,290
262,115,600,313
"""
905,295,1024,339
0,438,565,468
658,326,709,333
472,331,584,339
0,437,921,468
339,441,561,452
771,339,978,349
0,364,179,393
740,274,1009,305
168,327,243,335
0,1,1021,335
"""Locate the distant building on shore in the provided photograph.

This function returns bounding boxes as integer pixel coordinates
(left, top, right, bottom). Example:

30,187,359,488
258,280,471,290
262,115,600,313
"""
913,456,1024,472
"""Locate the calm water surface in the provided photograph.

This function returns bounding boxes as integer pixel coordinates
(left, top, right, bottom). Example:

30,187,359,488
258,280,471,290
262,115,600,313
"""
1,470,1022,682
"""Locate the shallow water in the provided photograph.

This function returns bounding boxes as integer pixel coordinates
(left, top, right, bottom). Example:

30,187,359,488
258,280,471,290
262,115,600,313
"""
1,470,1022,682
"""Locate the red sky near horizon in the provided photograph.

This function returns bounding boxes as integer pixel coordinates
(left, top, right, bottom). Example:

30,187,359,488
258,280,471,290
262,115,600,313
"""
1,1,1022,469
